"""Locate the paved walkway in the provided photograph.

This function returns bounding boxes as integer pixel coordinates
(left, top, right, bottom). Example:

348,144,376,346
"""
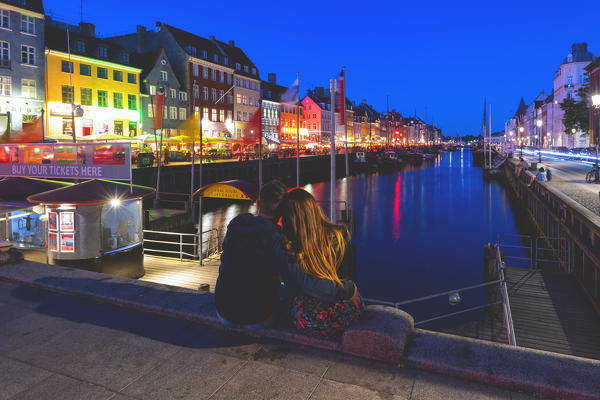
0,281,540,400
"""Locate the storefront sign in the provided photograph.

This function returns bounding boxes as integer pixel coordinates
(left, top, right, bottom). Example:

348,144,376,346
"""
0,143,131,180
202,184,253,200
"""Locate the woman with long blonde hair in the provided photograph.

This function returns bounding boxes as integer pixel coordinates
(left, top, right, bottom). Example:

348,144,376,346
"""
278,188,362,338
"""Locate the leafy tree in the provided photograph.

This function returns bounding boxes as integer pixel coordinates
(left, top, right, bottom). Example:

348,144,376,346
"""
560,79,590,135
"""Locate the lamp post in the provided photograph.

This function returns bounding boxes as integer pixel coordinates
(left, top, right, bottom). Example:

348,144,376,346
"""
536,119,543,162
592,94,600,179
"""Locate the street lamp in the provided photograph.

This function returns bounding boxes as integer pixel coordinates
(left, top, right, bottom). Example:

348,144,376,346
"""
519,126,524,157
536,119,543,162
592,94,600,179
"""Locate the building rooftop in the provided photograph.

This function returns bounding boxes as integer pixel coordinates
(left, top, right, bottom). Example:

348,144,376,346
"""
0,0,43,14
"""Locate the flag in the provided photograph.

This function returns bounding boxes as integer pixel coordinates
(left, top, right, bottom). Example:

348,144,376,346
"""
482,98,487,140
336,68,345,125
281,76,299,105
153,93,164,130
244,108,262,145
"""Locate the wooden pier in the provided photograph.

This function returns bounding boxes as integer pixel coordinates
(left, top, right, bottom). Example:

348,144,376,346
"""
140,254,220,292
444,267,600,360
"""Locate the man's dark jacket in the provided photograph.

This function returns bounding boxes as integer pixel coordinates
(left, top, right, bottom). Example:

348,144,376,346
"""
215,213,355,325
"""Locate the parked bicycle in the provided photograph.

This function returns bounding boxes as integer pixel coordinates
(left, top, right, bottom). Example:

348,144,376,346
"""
585,164,600,183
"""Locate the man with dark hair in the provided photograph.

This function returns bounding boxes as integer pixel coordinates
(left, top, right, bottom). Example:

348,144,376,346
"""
215,180,358,329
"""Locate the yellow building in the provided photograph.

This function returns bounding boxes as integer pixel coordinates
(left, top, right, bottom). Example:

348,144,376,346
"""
44,23,142,138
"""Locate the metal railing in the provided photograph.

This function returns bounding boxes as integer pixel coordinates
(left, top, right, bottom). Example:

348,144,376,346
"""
142,228,223,262
363,243,517,346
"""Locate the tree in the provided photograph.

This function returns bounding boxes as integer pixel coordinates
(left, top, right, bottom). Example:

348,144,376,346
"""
560,79,590,136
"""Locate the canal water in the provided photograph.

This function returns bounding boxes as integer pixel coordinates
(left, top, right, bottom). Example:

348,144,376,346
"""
200,149,532,328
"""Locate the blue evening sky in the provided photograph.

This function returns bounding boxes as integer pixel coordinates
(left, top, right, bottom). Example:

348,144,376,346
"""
45,0,600,137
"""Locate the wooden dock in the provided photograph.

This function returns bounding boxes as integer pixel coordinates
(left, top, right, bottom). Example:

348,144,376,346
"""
444,267,600,360
140,254,220,292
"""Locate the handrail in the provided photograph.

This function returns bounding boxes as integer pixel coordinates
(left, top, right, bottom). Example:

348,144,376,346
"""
142,228,222,262
496,244,517,346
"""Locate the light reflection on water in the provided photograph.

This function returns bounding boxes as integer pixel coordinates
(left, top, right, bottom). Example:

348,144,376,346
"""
200,149,529,327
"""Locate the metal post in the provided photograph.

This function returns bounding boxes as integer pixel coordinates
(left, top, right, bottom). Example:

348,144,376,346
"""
330,79,336,223
198,103,203,266
258,100,263,190
179,234,183,262
296,72,300,188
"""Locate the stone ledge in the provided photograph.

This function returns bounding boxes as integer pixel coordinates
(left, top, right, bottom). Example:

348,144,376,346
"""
406,329,600,400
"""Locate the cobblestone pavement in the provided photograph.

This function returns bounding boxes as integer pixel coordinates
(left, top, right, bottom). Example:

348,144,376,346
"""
0,281,543,400
521,155,600,215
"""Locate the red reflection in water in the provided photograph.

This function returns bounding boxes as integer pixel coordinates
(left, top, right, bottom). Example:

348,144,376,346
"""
393,174,402,241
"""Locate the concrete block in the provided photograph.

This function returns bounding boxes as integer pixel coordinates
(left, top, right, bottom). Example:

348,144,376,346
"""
340,305,414,364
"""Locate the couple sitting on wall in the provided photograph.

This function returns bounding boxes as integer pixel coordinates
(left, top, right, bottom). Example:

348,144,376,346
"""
215,181,363,338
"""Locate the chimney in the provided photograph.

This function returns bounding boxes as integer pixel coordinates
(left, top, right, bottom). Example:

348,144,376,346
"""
136,25,146,52
268,73,276,84
228,40,234,46
78,22,95,37
155,21,163,32
209,35,215,40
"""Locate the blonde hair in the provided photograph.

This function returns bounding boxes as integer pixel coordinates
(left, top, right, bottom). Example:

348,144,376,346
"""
278,188,349,286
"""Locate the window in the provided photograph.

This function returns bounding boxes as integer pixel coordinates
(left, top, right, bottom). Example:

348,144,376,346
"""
213,53,218,63
227,94,233,104
249,96,253,106
163,106,168,119
97,67,107,79
235,62,241,70
127,73,136,84
227,110,232,121
211,88,216,102
114,120,123,135
76,40,85,53
169,88,176,98
127,94,137,110
61,60,73,73
113,70,122,81
20,15,34,34
21,45,34,65
202,67,208,79
160,70,167,81
185,45,196,57
220,109,225,122
80,64,91,76
169,106,177,119
113,92,123,109
178,91,187,101
224,56,228,65
236,111,241,121
0,9,9,29
227,73,231,85
98,90,108,107
211,108,217,121
202,86,208,100
21,79,35,98
219,90,224,103
567,75,573,85
242,79,247,89
193,84,199,99
101,200,141,252
235,77,240,87
61,85,73,104
97,47,107,58
242,95,247,105
236,128,241,137
194,106,199,118
236,94,241,104
149,85,156,95
147,103,154,118
219,70,224,83
243,65,249,73
252,67,256,75
192,64,199,76
179,108,186,120
0,76,10,95
243,112,247,122
80,88,92,106
211,69,216,81
0,41,8,63
202,50,207,59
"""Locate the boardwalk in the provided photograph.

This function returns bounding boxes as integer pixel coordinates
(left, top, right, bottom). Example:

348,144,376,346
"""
140,254,220,291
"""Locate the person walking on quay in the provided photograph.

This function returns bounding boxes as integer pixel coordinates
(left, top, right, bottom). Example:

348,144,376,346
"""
214,181,357,330
277,188,363,338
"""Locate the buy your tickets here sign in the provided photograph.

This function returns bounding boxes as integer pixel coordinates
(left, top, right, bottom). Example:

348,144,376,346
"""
0,142,131,180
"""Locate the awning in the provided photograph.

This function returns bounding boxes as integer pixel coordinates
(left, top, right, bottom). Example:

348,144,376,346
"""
192,180,258,201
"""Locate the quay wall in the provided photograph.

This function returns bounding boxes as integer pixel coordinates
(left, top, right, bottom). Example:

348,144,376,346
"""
132,155,353,194
503,160,600,314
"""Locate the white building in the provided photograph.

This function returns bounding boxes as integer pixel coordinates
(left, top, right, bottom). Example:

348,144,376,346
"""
551,43,594,148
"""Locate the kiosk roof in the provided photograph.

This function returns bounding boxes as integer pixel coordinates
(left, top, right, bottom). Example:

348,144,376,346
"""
27,179,155,206
0,177,72,202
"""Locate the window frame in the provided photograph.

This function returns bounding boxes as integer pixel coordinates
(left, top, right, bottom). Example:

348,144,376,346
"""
113,92,123,109
21,45,35,65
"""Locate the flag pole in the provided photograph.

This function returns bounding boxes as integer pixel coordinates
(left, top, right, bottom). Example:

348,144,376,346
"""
197,102,203,265
330,79,336,223
296,72,300,188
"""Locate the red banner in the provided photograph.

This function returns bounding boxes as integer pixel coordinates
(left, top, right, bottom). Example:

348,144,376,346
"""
337,69,345,125
243,108,262,144
153,93,164,130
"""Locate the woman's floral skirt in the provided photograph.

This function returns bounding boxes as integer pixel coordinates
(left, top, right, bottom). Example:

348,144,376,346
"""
291,295,363,338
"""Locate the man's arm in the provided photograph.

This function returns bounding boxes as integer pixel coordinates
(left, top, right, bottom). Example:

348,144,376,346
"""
271,234,355,302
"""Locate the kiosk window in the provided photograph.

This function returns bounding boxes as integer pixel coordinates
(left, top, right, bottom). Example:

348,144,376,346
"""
101,200,141,252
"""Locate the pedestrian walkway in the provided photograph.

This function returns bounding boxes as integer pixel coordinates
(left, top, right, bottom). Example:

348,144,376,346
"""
140,254,220,291
0,281,539,400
